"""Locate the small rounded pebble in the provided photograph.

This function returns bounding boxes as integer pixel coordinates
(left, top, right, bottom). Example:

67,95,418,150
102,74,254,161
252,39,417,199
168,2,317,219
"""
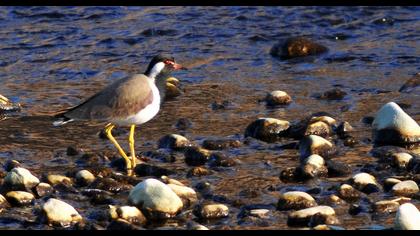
304,121,332,138
187,167,212,177
157,134,192,151
299,135,335,159
265,90,292,106
337,184,361,201
75,170,96,186
374,200,400,213
244,118,290,143
109,205,147,225
186,221,209,230
34,182,53,198
4,167,40,190
193,203,229,219
167,183,198,206
392,153,413,169
42,198,83,227
184,147,212,166
47,174,72,185
395,203,420,230
300,154,328,178
5,191,34,206
277,191,317,210
128,178,183,219
165,82,182,99
288,205,336,227
392,180,419,197
351,172,380,194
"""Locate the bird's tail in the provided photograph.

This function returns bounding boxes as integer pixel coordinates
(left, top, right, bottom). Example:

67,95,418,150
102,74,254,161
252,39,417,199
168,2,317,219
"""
52,109,74,126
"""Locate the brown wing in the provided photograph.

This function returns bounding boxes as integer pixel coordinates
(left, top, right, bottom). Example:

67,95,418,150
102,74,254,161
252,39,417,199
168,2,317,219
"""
62,74,154,121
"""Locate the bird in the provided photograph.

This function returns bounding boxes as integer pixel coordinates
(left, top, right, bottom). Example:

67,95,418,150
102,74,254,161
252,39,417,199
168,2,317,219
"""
53,54,185,176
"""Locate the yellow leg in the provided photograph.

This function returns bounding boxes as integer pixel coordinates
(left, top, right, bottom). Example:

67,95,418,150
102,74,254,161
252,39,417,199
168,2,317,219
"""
128,124,139,171
104,123,132,176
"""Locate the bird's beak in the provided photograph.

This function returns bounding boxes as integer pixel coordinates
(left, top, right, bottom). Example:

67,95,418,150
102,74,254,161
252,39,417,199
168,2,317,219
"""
173,62,188,70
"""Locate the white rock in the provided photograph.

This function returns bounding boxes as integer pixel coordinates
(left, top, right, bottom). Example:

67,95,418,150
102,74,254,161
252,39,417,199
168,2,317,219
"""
128,178,183,218
303,154,325,168
265,90,292,105
288,205,337,226
352,172,377,186
392,153,413,168
47,174,72,185
158,134,191,150
194,204,229,219
75,170,95,185
310,116,337,126
5,191,34,206
395,203,420,230
109,205,147,225
4,167,40,189
278,191,317,210
299,135,334,159
42,198,82,226
372,102,420,144
392,180,419,196
167,183,197,204
289,205,335,219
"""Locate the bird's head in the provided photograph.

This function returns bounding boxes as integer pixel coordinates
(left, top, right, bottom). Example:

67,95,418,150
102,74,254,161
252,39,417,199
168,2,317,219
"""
145,54,186,79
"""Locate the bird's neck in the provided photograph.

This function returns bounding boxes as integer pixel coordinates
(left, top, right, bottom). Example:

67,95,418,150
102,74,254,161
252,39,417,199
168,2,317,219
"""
153,72,170,102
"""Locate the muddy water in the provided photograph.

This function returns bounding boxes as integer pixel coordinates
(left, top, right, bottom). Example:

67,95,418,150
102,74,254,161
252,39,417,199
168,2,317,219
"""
0,6,419,229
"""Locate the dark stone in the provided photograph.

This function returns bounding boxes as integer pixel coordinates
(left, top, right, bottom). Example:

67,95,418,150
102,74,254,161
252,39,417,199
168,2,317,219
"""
270,36,328,59
362,116,375,125
343,136,358,147
211,100,236,110
348,204,363,215
307,213,338,227
184,147,211,166
3,160,21,172
88,177,131,193
373,128,420,146
141,150,175,163
360,183,381,194
337,186,361,201
326,160,352,177
208,153,237,167
134,164,174,177
157,134,191,151
336,121,354,138
66,146,79,156
33,183,53,198
279,167,300,183
202,139,241,150
244,118,290,143
90,192,115,205
187,167,212,177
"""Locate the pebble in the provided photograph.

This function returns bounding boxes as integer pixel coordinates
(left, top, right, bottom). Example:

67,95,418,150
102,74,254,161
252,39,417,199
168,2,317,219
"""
337,184,360,201
167,183,198,206
89,177,131,193
351,172,380,194
374,200,400,213
160,176,185,186
270,36,328,59
134,163,174,177
300,154,328,178
4,167,40,190
326,160,352,177
5,191,34,206
193,203,229,219
392,180,419,197
109,205,147,226
34,182,53,198
383,178,402,191
3,160,21,172
207,152,237,167
157,134,192,151
187,167,212,177
244,118,290,143
46,174,73,185
75,170,96,186
42,198,83,227
304,121,332,138
392,153,413,169
287,205,337,227
299,135,335,159
184,147,212,166
128,178,183,219
372,102,420,145
264,90,292,106
336,121,354,138
277,191,317,210
395,203,420,230
175,117,193,130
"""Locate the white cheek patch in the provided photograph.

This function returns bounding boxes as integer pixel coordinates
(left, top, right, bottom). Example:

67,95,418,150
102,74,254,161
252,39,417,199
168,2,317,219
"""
149,62,165,79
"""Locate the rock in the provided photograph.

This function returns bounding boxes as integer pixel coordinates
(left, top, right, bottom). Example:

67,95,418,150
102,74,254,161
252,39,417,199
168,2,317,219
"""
165,82,182,99
46,174,72,185
270,37,328,59
287,206,336,227
128,178,183,219
33,182,53,198
317,88,347,100
392,180,419,197
374,200,400,213
277,191,317,210
309,115,337,126
207,152,237,167
186,221,209,230
42,198,83,227
279,167,300,183
395,203,420,230
187,167,212,177
392,153,413,169
88,177,131,193
399,73,420,93
193,204,229,219
372,102,420,145
351,173,380,194
75,170,96,186
304,121,332,138
244,118,290,143
3,160,21,172
109,205,147,226
202,139,241,150
337,184,361,201
184,147,211,166
265,90,292,106
0,94,21,112
384,178,402,192
4,167,40,190
299,135,335,160
299,154,328,178
5,191,34,206
336,121,354,138
167,183,198,206
160,176,185,186
157,134,192,151
134,163,174,177
326,160,352,177
66,146,79,156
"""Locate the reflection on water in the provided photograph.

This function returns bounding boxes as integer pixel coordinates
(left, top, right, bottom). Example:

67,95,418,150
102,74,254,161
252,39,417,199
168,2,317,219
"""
0,6,419,229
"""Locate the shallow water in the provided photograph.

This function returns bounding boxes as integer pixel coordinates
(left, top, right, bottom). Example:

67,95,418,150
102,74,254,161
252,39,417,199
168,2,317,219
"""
0,6,419,229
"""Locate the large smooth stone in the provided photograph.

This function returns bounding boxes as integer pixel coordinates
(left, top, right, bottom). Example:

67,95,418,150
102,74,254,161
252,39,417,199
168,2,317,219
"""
193,204,229,219
395,203,420,230
128,178,183,219
5,191,34,206
109,205,147,226
392,180,419,197
244,118,290,143
277,191,317,210
287,206,336,227
300,154,328,178
351,172,380,194
42,198,83,227
4,167,40,190
299,135,335,159
372,102,420,145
